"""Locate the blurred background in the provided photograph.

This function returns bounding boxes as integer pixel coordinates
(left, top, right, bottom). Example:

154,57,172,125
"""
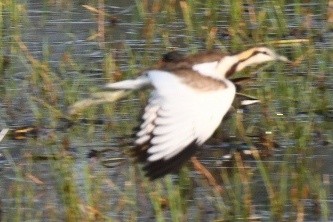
0,0,332,221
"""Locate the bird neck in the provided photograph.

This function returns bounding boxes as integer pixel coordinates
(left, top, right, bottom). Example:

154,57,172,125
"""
235,56,258,72
222,48,265,78
215,55,239,79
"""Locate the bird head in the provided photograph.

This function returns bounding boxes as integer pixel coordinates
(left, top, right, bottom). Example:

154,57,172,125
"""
235,47,290,72
219,47,290,78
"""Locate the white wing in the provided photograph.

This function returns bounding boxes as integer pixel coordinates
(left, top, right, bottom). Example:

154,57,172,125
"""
135,70,198,162
104,75,150,90
194,79,236,144
134,70,236,178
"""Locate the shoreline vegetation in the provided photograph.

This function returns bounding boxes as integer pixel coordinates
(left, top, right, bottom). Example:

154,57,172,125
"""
0,0,332,221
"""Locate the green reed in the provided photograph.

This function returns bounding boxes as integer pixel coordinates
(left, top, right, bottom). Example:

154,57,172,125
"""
0,0,332,221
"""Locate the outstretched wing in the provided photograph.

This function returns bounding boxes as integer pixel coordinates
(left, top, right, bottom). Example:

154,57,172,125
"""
133,91,200,179
133,70,235,179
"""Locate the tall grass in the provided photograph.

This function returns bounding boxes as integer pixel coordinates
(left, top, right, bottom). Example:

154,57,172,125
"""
0,0,331,221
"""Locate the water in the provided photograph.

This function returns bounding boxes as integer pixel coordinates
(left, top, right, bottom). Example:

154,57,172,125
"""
0,0,332,221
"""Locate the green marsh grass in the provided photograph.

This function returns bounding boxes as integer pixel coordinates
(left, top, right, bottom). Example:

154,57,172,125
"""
0,0,332,221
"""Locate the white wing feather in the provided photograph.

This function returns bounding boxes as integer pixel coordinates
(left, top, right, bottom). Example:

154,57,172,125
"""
194,79,235,144
134,70,236,162
104,75,150,90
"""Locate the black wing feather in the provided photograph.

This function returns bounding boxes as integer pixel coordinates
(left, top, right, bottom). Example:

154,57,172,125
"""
131,101,199,180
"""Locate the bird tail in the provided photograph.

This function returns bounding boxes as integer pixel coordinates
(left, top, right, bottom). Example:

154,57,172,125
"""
104,76,150,90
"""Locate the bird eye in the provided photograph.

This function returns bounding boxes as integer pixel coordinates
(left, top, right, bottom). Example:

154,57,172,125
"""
261,51,270,55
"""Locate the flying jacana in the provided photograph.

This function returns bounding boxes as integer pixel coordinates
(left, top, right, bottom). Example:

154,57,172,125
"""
105,47,289,180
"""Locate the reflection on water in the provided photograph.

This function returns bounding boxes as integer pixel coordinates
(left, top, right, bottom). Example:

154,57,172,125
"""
0,0,332,221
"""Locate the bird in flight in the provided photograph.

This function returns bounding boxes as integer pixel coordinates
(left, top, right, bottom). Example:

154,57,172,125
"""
105,47,289,180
